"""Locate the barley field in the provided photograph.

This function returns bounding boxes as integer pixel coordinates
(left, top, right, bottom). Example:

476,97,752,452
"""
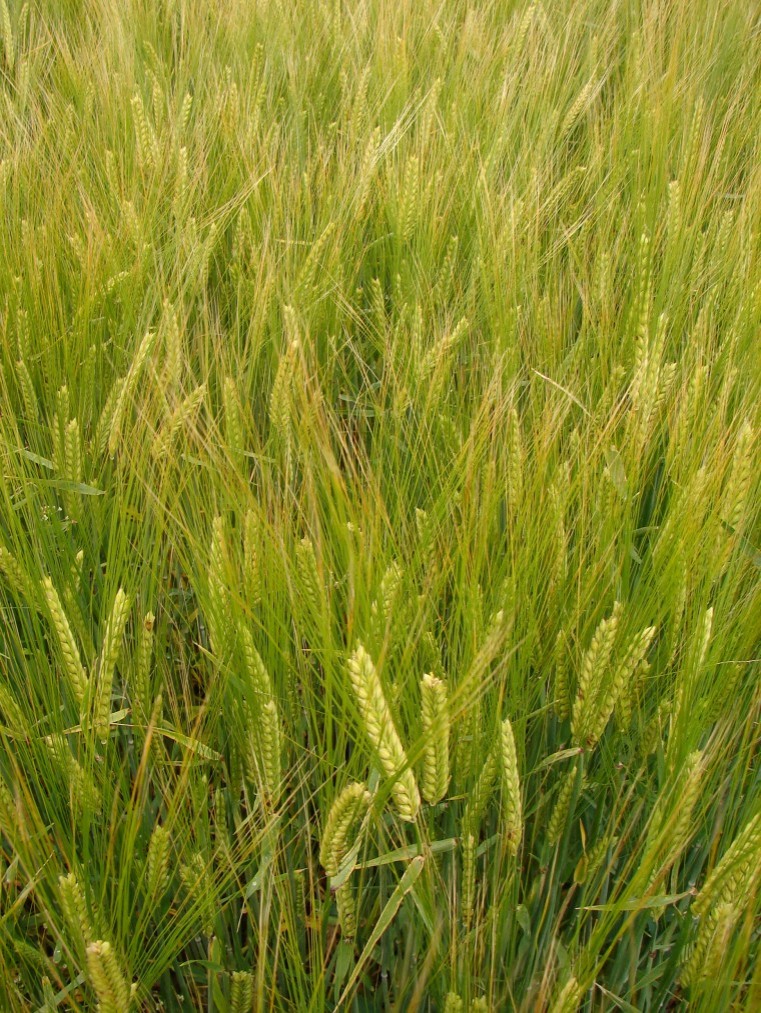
0,0,759,1010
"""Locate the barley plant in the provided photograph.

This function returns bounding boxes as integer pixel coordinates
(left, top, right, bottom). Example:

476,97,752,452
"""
0,1,759,1010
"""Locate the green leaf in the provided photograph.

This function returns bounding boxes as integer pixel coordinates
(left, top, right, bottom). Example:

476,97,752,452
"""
337,857,425,1006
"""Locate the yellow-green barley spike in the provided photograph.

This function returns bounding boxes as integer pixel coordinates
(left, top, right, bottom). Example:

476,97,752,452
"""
146,824,170,898
692,812,761,919
461,832,476,928
550,975,584,1013
133,611,154,723
571,601,622,748
41,576,88,707
259,698,283,808
231,971,254,1013
295,535,326,633
420,673,450,804
94,588,130,744
682,901,739,990
319,781,372,878
207,516,232,659
58,871,94,950
500,717,522,856
336,881,357,939
444,994,464,1013
548,766,584,847
85,940,131,1012
347,644,420,822
243,509,262,606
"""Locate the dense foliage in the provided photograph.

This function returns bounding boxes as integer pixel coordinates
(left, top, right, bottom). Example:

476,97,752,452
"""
0,1,759,1009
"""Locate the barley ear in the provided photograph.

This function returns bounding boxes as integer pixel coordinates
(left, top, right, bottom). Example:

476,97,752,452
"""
85,940,131,1012
319,781,372,879
420,673,450,804
347,644,420,822
500,717,522,855
145,824,171,899
41,576,88,707
59,871,94,951
231,971,254,1013
94,588,130,743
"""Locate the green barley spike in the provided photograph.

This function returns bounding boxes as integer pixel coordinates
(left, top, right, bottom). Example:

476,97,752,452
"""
682,901,739,990
554,630,570,721
336,881,357,939
231,971,254,1013
85,940,131,1013
0,683,23,735
108,330,156,456
319,781,372,878
259,698,283,808
1,1,14,73
420,673,450,804
399,155,420,244
464,750,498,838
571,601,622,747
461,832,476,927
0,545,30,600
645,750,704,888
222,375,245,473
243,509,262,606
548,766,584,847
721,421,754,533
63,418,82,519
16,359,38,424
133,611,154,722
41,576,88,706
295,535,326,633
347,644,421,821
146,824,170,898
550,976,584,1013
693,812,761,919
500,717,522,856
207,516,232,658
239,624,274,702
586,623,656,748
153,384,205,459
59,872,94,951
96,377,125,457
94,588,130,743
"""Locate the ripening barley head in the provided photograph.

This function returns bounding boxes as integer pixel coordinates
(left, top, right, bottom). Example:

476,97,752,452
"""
85,939,131,1011
41,576,88,707
571,601,622,748
58,871,94,950
420,672,450,804
335,881,358,939
252,698,283,809
682,901,740,991
295,535,327,633
461,832,476,928
146,823,171,898
443,994,464,1013
207,515,232,658
548,765,585,847
319,781,372,879
692,812,761,919
549,975,584,1013
499,716,522,856
94,588,130,744
347,644,420,821
231,970,254,1013
645,750,704,889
